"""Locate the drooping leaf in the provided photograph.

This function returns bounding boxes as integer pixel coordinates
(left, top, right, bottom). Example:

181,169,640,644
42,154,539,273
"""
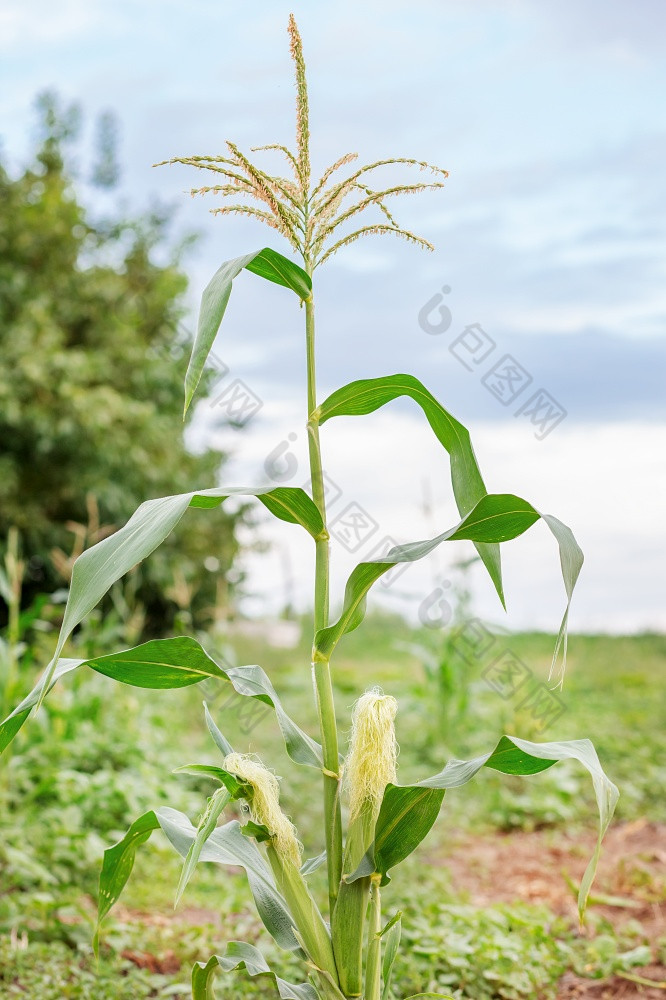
5,485,321,724
349,735,618,920
207,662,324,767
0,658,79,753
2,639,226,752
97,808,300,953
541,513,584,684
95,810,160,955
318,374,504,603
314,494,583,671
245,248,312,298
1,636,323,767
192,941,318,1000
187,248,311,413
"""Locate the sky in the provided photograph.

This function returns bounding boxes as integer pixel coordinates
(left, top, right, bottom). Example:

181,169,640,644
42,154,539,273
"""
2,0,665,634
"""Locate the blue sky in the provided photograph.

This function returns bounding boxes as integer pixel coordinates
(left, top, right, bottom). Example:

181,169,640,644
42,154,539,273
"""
2,0,665,632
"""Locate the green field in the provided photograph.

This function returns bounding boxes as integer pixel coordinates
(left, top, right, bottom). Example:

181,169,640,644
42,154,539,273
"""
1,619,665,998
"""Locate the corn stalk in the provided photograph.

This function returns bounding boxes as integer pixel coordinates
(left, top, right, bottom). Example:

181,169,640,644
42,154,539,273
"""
0,16,619,1000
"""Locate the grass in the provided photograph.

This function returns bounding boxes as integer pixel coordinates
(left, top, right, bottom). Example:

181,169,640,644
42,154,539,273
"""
1,617,664,998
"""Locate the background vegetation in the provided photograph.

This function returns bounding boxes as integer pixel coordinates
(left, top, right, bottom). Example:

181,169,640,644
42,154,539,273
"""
1,607,664,998
0,95,242,633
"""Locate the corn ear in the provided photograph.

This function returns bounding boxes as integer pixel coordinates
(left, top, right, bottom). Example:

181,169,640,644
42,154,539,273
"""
266,844,338,983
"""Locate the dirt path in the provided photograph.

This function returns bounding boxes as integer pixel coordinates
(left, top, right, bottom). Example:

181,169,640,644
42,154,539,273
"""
439,819,666,998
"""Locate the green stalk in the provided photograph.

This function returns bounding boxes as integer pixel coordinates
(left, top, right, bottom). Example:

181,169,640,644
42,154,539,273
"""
365,876,382,1000
332,800,375,996
303,268,343,913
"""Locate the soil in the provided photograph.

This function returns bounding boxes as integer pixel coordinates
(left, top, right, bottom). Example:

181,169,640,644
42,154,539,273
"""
440,818,666,998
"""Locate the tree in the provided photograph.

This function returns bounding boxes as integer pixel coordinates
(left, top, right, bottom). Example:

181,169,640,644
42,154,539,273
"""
0,93,242,631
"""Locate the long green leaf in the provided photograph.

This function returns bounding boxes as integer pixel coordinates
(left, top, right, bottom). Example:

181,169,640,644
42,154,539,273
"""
174,786,232,907
349,735,618,920
97,809,300,953
165,813,301,952
381,912,402,1000
86,636,229,688
187,247,311,413
20,485,321,717
317,374,504,604
1,636,323,767
95,810,160,955
300,849,327,876
314,494,583,674
174,764,249,799
207,662,324,767
0,658,79,753
204,700,234,756
192,941,318,1000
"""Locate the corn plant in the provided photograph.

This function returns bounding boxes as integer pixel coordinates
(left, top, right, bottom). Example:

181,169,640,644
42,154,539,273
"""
1,17,619,1000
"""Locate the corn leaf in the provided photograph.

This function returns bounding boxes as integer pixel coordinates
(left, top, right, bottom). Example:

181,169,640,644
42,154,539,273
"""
314,493,583,679
90,642,324,767
13,485,321,719
381,912,402,1000
203,662,324,768
95,810,161,955
193,941,318,1000
174,764,249,799
97,809,300,954
187,247,311,413
318,374,504,605
300,849,327,876
1,637,323,767
174,786,232,907
349,735,618,920
0,658,79,753
204,700,234,756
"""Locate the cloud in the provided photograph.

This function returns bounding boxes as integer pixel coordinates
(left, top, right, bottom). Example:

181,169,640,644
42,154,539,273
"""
209,404,666,633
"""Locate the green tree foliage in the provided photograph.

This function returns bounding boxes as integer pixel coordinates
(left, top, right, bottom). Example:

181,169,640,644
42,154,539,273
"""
0,93,241,630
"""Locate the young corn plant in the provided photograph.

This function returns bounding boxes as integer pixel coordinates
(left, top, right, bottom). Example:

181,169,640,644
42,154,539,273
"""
1,17,619,1000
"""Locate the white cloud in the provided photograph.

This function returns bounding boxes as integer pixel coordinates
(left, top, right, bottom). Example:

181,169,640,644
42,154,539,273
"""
209,404,666,634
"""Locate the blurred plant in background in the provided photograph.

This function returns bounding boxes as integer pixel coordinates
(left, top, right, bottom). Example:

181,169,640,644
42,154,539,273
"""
0,93,246,635
396,555,478,760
